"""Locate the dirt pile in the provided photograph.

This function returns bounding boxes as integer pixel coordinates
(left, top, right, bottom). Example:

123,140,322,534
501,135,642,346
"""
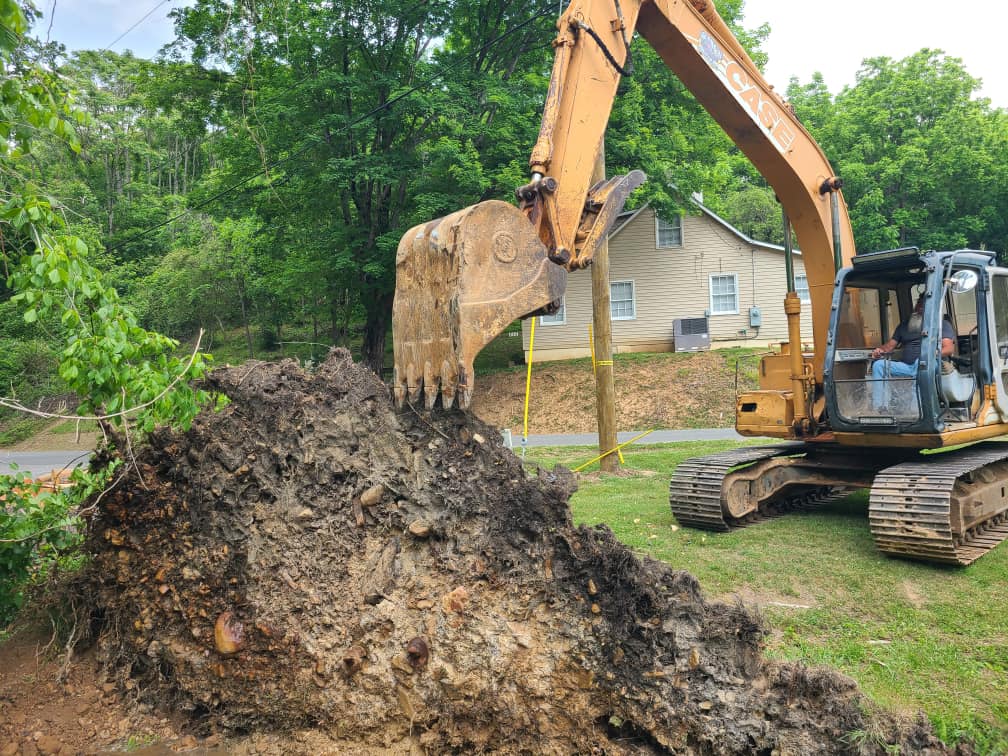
80,350,953,754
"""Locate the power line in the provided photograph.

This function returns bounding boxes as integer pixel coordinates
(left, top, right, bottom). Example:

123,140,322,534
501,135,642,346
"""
107,4,556,255
111,0,433,196
102,0,173,52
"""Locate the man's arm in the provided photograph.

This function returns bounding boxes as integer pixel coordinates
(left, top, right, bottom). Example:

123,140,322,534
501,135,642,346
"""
941,319,956,358
871,337,900,360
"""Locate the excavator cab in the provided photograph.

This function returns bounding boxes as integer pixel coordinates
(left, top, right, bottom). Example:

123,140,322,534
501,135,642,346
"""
825,247,1002,437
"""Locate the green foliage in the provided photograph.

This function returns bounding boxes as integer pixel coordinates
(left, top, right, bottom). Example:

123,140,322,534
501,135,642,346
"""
0,0,217,628
0,3,82,163
50,50,220,262
7,223,213,433
0,337,58,402
0,416,47,446
0,459,119,625
787,50,1008,255
605,0,772,220
133,214,267,353
718,185,785,245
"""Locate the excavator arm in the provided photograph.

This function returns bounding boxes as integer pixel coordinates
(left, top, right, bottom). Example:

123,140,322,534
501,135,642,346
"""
392,0,855,416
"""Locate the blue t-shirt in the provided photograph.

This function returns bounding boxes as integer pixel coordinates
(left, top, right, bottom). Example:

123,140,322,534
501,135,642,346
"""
892,317,955,364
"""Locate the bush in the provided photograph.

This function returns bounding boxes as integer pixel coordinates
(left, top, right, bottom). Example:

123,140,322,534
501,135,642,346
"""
0,337,60,405
0,416,47,446
0,460,119,626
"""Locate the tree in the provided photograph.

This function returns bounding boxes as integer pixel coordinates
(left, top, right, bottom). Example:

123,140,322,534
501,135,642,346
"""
35,50,221,264
720,184,784,245
168,0,560,374
788,50,1006,255
0,0,215,623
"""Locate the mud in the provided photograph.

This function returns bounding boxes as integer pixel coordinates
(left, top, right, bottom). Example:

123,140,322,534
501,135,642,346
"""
78,350,958,754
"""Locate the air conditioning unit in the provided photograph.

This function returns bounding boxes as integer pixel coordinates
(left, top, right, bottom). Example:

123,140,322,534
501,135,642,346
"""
673,316,710,352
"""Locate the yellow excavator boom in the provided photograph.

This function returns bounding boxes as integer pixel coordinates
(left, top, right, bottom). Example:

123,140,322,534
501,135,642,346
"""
392,0,854,414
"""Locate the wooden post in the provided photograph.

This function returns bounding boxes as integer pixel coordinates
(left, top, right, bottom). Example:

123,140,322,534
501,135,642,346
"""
590,144,619,473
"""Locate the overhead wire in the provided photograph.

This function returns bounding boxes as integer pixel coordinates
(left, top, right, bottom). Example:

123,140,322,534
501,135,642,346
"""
102,0,174,52
109,0,434,197
107,3,558,255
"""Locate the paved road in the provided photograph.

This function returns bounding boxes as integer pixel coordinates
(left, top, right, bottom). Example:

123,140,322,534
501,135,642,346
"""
1,428,749,477
1,449,91,478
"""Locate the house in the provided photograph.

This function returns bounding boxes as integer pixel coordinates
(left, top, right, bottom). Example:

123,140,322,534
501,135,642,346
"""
521,200,815,361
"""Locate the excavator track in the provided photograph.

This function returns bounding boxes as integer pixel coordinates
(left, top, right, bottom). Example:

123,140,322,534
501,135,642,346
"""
669,443,846,530
869,442,1008,565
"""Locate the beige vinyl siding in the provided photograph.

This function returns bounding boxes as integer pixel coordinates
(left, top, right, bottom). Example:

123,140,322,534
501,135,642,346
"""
522,206,815,360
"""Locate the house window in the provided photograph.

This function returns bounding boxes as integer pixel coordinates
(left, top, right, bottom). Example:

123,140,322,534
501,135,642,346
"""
656,215,683,248
795,274,811,303
610,280,636,320
709,273,738,315
539,297,566,326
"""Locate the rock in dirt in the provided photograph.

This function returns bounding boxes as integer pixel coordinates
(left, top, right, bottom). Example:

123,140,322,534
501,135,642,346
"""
77,350,960,754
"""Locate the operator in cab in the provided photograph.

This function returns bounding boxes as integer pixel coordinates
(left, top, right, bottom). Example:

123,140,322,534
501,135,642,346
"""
869,294,955,408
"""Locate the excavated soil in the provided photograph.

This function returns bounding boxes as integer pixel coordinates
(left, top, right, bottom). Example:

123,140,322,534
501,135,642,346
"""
54,350,957,753
471,350,754,433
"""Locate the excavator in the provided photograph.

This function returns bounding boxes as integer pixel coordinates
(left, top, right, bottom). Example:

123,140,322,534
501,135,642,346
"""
392,0,1008,565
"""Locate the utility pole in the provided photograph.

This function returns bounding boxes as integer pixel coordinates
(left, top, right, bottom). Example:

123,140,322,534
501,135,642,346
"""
590,143,619,473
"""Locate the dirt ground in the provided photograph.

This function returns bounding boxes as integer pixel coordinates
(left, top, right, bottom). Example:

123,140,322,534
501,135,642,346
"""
3,423,100,453
471,350,755,434
0,625,449,755
0,351,963,754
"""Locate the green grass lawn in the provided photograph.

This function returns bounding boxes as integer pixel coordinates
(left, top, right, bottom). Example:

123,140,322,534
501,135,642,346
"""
525,441,1008,753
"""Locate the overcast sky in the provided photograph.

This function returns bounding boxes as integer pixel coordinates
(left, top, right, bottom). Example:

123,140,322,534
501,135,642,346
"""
741,0,1006,107
38,0,1005,108
38,0,194,59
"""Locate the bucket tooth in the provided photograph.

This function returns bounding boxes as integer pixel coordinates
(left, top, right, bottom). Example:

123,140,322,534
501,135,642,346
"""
440,360,457,410
423,361,438,410
457,377,473,411
406,362,421,404
392,199,567,411
393,366,406,408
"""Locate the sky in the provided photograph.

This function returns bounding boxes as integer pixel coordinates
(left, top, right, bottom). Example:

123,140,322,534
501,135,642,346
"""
36,0,195,59
741,0,1006,107
36,0,1006,108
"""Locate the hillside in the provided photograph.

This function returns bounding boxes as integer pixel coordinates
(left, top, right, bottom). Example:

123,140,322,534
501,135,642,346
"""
471,347,763,434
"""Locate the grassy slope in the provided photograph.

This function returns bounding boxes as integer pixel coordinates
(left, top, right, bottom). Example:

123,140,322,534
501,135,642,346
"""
525,442,1008,753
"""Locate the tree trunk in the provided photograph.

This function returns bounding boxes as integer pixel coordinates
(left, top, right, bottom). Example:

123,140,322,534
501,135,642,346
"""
329,287,351,347
237,277,255,360
360,291,393,377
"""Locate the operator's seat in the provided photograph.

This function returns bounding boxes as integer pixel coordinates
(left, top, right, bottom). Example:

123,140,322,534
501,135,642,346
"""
940,320,975,404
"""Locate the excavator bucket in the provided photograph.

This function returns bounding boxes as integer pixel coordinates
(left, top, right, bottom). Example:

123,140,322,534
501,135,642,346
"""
392,200,566,410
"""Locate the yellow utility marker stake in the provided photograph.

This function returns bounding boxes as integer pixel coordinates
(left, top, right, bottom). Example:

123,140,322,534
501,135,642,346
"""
573,428,655,473
521,317,537,458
